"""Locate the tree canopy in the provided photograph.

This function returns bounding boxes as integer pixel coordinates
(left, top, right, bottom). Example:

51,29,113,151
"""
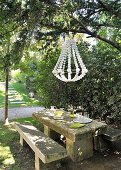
0,0,121,52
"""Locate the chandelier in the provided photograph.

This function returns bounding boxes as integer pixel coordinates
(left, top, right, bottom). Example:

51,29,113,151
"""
52,39,88,82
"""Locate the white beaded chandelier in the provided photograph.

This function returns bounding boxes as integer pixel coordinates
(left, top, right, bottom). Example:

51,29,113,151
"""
52,39,88,82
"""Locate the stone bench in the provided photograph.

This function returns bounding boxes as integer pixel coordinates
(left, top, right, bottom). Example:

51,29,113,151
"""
102,127,121,142
94,127,121,152
14,122,67,170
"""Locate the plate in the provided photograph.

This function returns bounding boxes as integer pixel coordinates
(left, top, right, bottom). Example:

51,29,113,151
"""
73,117,92,124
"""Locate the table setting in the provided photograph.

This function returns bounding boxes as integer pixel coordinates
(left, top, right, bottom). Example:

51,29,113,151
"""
43,106,93,129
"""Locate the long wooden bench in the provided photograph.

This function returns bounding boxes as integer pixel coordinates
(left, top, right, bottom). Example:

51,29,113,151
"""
102,127,121,142
14,122,67,170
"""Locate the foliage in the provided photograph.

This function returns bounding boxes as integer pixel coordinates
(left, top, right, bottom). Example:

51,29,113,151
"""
0,70,5,81
34,41,90,108
0,0,121,53
11,69,26,83
30,40,121,123
79,44,121,121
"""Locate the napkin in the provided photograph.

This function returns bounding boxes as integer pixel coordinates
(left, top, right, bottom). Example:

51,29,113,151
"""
70,123,85,129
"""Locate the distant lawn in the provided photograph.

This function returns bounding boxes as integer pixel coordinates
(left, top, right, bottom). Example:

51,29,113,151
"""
0,83,5,108
0,82,40,108
0,117,43,170
0,90,5,108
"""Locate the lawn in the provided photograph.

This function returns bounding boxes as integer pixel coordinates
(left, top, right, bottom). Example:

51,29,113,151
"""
0,90,5,108
0,82,40,108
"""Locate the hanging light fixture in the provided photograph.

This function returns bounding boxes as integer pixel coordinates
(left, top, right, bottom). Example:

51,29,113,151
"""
52,39,88,82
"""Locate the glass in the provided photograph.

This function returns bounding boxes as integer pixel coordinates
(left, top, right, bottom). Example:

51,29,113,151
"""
84,112,89,118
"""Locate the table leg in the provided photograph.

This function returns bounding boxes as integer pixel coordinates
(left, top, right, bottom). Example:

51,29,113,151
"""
44,125,60,140
94,135,108,152
66,136,93,162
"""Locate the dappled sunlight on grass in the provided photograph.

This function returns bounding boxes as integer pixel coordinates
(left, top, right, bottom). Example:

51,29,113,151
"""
0,119,36,170
0,146,15,165
0,123,20,169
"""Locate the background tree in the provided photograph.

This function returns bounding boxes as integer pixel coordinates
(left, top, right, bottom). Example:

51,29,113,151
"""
0,1,27,124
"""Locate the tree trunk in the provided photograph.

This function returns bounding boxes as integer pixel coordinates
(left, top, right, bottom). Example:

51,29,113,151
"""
4,68,9,125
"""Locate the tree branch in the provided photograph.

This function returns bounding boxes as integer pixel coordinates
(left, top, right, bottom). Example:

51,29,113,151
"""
93,23,121,29
69,14,121,51
39,21,86,34
97,0,121,18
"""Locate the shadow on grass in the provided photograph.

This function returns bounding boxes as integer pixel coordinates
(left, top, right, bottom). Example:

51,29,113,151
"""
0,117,43,170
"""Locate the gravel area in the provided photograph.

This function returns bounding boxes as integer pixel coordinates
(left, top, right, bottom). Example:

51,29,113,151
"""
0,106,44,120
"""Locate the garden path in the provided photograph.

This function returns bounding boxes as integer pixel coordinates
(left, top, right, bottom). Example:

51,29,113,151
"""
8,83,26,104
0,82,44,120
0,106,44,121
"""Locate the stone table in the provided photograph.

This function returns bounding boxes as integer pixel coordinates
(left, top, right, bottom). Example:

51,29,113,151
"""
32,111,107,162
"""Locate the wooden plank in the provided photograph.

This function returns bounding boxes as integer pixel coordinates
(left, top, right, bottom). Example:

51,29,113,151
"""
14,122,67,164
20,136,24,146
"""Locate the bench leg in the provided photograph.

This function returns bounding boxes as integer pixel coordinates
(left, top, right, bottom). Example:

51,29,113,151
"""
94,136,108,152
35,153,40,170
20,135,24,146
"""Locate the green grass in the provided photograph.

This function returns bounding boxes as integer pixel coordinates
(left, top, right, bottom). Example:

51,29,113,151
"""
0,117,43,170
0,82,40,108
0,90,5,108
12,117,43,131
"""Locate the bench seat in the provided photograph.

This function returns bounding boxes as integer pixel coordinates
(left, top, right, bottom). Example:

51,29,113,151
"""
102,127,121,142
14,122,67,170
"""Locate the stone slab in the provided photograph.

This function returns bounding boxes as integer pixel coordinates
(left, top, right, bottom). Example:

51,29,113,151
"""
8,92,19,94
102,127,121,141
10,101,26,104
9,98,23,101
8,88,15,90
8,95,21,98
